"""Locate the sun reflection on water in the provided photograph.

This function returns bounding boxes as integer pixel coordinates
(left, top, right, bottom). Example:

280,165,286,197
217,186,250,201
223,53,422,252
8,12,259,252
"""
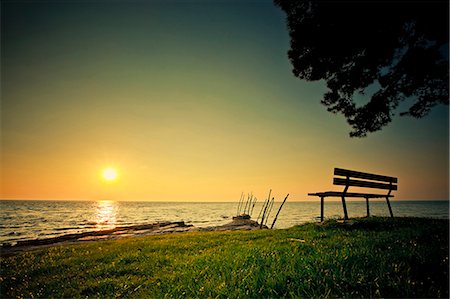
95,200,117,229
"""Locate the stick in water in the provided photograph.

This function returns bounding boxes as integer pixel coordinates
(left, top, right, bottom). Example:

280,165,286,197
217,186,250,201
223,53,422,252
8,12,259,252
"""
257,189,271,222
237,192,244,215
244,193,250,215
256,198,267,223
264,198,275,226
270,194,289,229
245,193,251,214
247,193,253,214
250,197,258,216
260,190,272,228
260,200,269,229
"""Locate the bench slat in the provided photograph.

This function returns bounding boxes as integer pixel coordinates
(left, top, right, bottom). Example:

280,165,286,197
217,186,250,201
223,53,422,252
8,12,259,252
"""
334,168,398,183
308,192,394,198
333,178,398,190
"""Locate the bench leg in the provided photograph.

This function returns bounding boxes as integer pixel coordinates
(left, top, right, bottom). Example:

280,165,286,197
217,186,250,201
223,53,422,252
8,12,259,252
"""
320,197,324,222
341,196,349,220
386,197,394,218
365,197,370,217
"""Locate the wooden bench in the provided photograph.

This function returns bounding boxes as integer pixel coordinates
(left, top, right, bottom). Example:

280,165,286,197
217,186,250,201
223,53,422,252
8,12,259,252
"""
308,168,397,222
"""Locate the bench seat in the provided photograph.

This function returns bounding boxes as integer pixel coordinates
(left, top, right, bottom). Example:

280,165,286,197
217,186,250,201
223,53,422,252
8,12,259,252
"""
308,192,394,198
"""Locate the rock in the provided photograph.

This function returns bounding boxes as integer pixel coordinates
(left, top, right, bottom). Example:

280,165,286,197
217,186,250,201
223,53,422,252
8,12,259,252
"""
0,219,266,256
232,214,251,220
200,218,267,231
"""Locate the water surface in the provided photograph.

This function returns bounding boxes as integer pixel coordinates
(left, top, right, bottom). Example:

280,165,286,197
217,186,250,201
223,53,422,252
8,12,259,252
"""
0,200,448,246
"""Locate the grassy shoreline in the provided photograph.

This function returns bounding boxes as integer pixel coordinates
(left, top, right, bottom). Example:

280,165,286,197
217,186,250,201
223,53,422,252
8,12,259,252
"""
1,217,448,298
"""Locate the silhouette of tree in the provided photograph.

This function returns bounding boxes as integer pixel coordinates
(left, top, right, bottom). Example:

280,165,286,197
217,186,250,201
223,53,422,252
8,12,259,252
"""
274,0,449,137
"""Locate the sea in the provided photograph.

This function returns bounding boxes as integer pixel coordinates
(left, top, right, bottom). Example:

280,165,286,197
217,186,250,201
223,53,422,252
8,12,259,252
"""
0,200,448,246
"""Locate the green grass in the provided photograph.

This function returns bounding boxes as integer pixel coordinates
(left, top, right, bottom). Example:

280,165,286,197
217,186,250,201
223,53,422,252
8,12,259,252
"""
1,217,448,298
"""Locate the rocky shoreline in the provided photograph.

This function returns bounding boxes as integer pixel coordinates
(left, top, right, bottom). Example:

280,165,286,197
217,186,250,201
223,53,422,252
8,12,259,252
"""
0,218,266,256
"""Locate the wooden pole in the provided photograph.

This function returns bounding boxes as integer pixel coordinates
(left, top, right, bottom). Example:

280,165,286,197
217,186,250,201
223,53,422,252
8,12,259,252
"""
264,198,274,226
243,193,250,215
341,196,349,220
365,197,370,217
260,190,272,228
247,193,252,214
245,194,250,214
247,193,253,214
270,194,289,229
260,200,269,229
386,187,394,218
386,197,394,218
320,196,324,222
250,197,257,216
244,195,249,214
237,192,244,215
341,179,349,220
256,198,267,222
257,189,271,222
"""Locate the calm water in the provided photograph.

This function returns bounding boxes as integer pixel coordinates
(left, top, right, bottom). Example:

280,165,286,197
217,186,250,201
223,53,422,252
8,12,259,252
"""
0,200,448,246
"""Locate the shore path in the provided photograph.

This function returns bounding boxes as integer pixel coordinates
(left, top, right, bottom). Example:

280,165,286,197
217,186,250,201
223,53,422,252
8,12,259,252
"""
0,218,265,257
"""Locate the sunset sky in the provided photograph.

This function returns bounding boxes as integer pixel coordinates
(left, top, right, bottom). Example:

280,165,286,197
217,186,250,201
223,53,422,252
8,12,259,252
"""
1,0,448,202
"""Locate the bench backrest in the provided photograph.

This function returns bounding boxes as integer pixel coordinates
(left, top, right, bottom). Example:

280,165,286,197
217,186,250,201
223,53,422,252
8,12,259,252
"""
333,168,397,192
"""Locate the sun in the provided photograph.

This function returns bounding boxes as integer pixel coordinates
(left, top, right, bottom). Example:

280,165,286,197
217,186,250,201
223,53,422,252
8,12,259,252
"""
102,167,118,182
